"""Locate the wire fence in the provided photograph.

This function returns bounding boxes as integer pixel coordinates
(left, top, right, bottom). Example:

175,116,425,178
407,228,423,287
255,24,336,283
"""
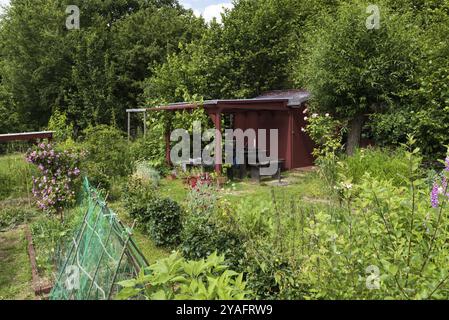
49,178,148,300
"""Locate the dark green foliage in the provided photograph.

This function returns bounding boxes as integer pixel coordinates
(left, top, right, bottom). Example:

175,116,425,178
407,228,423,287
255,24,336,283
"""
181,212,244,267
145,197,182,247
337,147,411,187
123,176,182,247
294,1,421,153
123,177,155,220
130,133,168,175
81,125,132,190
145,0,331,102
0,0,204,131
242,241,309,300
181,185,245,268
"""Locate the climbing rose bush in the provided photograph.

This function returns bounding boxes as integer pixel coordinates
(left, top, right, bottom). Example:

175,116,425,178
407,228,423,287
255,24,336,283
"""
26,143,83,216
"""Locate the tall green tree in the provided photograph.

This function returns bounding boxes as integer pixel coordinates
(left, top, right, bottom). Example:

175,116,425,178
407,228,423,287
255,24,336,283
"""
0,0,204,132
295,1,420,154
369,1,449,158
144,0,336,103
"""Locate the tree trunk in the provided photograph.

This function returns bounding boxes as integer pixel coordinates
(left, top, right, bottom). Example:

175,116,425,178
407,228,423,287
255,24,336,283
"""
346,114,364,156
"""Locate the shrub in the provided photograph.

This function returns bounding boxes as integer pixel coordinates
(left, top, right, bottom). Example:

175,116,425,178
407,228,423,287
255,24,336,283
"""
81,125,132,190
242,240,309,300
122,177,155,221
235,192,321,300
303,112,346,192
123,174,182,247
145,196,183,247
181,184,245,267
117,252,251,300
47,110,74,143
130,134,168,175
281,139,449,299
337,147,411,187
25,143,83,219
133,161,161,187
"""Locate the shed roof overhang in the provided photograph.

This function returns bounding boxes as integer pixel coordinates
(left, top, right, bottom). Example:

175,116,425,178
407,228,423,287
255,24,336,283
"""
127,89,310,114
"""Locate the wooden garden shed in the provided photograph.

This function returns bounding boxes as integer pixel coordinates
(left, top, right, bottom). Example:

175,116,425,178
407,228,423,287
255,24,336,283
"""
128,89,315,173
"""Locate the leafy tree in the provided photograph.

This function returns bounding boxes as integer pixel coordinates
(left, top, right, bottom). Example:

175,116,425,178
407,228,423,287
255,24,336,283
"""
144,0,335,103
369,2,449,158
0,0,204,132
111,5,205,109
0,0,70,128
295,1,420,154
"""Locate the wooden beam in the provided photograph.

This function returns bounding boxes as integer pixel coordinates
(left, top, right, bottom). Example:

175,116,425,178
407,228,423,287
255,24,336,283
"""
0,131,54,143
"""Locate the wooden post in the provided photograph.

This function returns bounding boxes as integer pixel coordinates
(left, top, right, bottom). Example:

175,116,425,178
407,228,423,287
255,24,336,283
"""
127,112,131,142
165,129,171,166
143,111,147,138
286,111,293,170
213,111,222,174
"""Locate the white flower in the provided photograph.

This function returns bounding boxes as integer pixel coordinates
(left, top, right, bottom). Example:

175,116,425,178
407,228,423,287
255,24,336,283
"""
301,127,305,132
342,183,353,190
312,113,318,118
303,108,308,114
325,113,330,117
304,116,308,121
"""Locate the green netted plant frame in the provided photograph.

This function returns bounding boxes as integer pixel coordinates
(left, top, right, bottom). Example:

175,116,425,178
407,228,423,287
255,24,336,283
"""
49,178,148,300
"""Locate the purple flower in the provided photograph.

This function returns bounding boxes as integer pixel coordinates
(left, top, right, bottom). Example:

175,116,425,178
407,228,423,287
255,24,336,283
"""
431,183,440,208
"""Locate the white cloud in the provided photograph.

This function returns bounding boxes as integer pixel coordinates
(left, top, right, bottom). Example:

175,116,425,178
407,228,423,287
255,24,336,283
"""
0,0,9,9
203,3,233,23
0,0,9,13
180,1,202,17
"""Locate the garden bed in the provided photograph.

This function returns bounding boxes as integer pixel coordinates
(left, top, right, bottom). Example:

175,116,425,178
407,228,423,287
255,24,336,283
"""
24,225,53,297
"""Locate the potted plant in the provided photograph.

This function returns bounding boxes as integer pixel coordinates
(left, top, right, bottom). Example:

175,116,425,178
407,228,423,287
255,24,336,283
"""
211,170,227,188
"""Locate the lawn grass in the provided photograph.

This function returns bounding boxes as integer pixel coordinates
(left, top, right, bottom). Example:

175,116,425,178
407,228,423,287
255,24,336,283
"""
0,227,35,300
157,169,330,207
0,153,34,201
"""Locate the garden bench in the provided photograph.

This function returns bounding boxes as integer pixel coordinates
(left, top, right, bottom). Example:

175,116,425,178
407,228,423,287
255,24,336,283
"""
248,159,285,183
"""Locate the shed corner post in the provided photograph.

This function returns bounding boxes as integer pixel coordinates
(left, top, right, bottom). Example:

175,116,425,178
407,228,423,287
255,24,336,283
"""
211,110,223,174
286,109,294,170
143,111,147,138
127,111,131,142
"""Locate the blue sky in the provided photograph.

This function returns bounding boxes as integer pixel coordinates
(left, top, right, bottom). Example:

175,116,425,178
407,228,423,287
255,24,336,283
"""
179,0,233,23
